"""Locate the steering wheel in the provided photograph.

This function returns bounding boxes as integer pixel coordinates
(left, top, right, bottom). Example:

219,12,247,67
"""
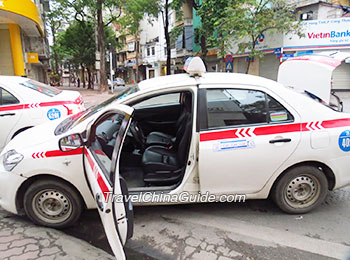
129,121,145,151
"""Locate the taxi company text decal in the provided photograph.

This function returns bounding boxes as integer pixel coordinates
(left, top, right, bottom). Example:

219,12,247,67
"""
213,139,255,152
47,108,61,120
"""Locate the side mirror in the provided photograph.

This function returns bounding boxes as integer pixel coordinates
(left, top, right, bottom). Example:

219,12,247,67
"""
59,134,83,152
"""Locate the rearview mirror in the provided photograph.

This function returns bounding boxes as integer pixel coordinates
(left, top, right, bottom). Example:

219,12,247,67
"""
59,134,83,152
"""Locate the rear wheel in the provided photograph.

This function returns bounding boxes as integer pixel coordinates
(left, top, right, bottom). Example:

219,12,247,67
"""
23,179,83,228
272,166,328,214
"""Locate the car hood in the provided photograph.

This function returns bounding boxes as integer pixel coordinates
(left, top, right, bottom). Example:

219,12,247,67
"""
277,52,350,104
54,89,83,104
1,118,65,156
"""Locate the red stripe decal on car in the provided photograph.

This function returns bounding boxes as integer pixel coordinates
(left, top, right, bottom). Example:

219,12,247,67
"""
0,96,82,112
200,118,350,142
31,147,84,159
0,104,24,112
85,148,110,199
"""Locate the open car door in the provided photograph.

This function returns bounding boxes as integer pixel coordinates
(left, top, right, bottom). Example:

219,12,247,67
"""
83,104,134,260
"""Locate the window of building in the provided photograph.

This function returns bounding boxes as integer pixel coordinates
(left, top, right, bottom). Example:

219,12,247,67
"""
152,46,155,56
147,47,150,56
0,88,19,106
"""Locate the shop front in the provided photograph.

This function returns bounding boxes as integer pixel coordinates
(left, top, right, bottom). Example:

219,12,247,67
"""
0,0,49,82
230,18,350,90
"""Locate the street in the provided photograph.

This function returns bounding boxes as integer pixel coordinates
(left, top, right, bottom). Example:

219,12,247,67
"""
1,88,350,260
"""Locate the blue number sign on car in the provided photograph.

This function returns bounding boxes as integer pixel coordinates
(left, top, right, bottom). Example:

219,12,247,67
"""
338,130,350,152
47,108,61,120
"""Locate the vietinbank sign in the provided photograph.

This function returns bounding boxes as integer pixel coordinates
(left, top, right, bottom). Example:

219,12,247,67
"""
284,18,350,50
307,30,350,39
229,18,350,56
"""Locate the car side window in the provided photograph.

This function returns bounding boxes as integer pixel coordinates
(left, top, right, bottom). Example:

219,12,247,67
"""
267,95,293,123
91,113,125,184
134,93,180,108
0,88,19,106
206,89,267,128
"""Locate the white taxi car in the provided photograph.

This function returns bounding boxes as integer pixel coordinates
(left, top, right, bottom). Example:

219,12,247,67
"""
0,76,84,151
1,58,350,258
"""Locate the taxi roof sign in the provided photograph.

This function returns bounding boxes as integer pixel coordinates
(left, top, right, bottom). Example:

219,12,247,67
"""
184,57,206,77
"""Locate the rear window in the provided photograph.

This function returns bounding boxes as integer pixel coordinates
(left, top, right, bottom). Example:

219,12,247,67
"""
20,80,62,97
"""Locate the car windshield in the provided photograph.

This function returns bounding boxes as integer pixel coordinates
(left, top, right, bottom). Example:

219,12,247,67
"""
54,85,139,135
20,80,62,97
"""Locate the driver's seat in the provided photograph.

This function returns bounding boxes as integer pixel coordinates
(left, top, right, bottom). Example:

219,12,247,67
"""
145,93,192,147
141,120,192,185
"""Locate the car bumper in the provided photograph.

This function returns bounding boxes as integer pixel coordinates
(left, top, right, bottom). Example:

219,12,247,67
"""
0,166,26,214
329,156,350,190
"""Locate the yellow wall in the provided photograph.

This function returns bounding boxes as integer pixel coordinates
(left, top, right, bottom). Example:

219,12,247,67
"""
0,0,44,35
8,24,25,76
0,28,14,75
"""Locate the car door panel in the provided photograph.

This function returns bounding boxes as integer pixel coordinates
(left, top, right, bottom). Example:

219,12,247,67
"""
83,106,134,260
198,86,302,194
199,125,301,194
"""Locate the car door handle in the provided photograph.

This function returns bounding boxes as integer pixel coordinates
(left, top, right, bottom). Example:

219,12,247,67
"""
0,113,16,117
269,138,292,144
95,193,104,212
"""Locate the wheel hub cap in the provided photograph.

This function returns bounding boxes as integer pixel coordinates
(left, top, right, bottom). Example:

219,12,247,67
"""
285,175,320,208
33,189,72,224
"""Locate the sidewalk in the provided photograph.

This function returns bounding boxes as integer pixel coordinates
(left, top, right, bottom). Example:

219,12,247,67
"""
58,87,115,108
0,208,114,260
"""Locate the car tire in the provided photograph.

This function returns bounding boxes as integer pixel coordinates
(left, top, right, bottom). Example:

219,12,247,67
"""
272,166,328,214
23,179,83,229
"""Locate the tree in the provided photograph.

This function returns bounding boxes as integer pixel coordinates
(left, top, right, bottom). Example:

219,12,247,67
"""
219,0,303,73
162,0,186,75
57,0,123,91
57,21,96,88
45,0,70,79
175,0,229,65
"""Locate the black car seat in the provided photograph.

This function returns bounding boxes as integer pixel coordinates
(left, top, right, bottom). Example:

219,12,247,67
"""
145,92,192,148
141,119,192,185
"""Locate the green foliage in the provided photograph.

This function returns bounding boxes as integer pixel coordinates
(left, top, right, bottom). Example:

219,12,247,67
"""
195,0,230,54
120,0,160,36
56,21,96,68
219,0,304,58
170,25,184,45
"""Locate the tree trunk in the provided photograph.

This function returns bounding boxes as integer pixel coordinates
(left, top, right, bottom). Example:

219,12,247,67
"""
164,0,171,75
68,64,71,87
135,35,139,83
97,0,108,92
86,67,91,89
200,35,208,70
51,25,59,75
81,64,86,88
245,59,251,74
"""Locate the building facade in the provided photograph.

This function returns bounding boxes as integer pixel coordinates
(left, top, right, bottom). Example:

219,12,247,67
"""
229,0,350,90
0,0,50,83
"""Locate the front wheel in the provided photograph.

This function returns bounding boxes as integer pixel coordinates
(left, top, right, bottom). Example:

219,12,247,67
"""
272,166,328,214
23,179,83,228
